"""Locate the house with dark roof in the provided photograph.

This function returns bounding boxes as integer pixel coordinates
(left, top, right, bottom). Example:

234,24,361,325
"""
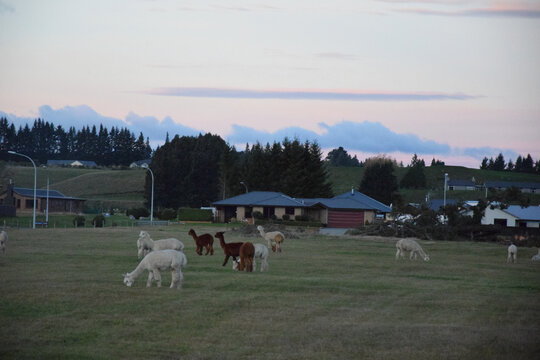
447,179,478,191
212,189,391,228
484,181,540,194
0,183,85,214
482,205,540,228
47,160,97,167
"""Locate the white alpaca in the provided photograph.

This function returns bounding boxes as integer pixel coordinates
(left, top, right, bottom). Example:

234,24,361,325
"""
507,244,517,263
256,225,285,253
531,248,540,262
123,250,187,288
233,243,269,272
137,230,184,258
395,238,430,261
0,231,7,254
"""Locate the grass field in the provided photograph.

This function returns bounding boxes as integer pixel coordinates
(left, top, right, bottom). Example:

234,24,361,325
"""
1,225,539,359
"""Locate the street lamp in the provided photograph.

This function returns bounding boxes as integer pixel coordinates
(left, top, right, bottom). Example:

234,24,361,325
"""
141,164,154,224
240,181,248,194
443,173,449,207
8,151,37,229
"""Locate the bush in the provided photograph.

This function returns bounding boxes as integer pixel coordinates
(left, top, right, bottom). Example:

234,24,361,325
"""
178,208,213,221
252,211,264,220
158,208,177,221
73,215,86,227
92,215,105,227
282,214,290,221
295,214,309,222
126,207,150,220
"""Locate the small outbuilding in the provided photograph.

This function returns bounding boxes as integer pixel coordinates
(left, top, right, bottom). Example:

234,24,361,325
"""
0,183,85,214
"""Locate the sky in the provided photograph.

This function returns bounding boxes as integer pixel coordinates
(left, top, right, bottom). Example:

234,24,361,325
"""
1,0,539,168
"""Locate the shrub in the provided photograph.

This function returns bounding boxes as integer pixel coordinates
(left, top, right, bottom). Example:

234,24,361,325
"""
126,207,149,220
73,215,86,227
252,211,264,220
178,208,213,221
282,214,290,221
158,208,177,221
295,214,309,222
92,215,105,227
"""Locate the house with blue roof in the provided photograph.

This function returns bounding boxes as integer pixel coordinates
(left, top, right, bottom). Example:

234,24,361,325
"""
482,205,540,228
213,189,391,228
0,183,85,214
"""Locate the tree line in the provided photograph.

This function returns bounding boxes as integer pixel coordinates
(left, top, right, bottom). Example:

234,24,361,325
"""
147,134,333,209
480,153,540,174
0,118,152,166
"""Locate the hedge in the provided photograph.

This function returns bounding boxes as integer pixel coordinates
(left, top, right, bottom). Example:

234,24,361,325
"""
178,208,213,221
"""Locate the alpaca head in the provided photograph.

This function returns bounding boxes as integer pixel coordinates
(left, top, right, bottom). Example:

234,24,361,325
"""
188,229,195,236
423,254,430,261
257,225,263,232
139,230,149,238
123,274,134,287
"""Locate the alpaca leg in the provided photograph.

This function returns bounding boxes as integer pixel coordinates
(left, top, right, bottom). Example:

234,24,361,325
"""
171,269,182,289
252,258,257,272
153,270,162,287
210,245,214,255
395,249,401,260
261,259,268,272
222,255,230,266
507,253,511,263
146,271,154,287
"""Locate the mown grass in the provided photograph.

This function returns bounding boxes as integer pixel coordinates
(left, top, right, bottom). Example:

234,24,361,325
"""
1,225,539,359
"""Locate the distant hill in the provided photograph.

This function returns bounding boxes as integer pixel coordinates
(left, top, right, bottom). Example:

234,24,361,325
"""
0,164,146,211
328,165,540,205
2,163,539,212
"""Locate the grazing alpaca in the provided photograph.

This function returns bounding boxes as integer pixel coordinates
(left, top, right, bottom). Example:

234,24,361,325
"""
507,244,517,263
256,225,285,252
233,243,269,272
188,229,214,256
0,231,7,254
236,242,255,272
123,250,187,288
137,230,184,258
531,248,540,262
215,231,243,266
395,238,430,261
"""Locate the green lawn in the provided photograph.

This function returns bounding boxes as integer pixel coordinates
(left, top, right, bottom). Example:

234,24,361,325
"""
1,225,539,359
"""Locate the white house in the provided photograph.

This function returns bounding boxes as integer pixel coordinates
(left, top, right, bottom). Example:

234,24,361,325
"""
482,205,540,228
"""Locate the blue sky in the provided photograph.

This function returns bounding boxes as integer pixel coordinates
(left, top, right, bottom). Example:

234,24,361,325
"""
1,0,539,167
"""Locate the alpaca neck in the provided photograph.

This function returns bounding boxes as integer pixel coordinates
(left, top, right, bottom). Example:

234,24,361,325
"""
189,231,198,241
217,235,226,249
128,260,148,279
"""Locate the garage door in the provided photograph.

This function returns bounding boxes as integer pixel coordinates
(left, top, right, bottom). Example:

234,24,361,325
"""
327,210,364,228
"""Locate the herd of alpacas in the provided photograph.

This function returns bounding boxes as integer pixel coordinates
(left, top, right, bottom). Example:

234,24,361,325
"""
0,226,536,290
123,227,278,288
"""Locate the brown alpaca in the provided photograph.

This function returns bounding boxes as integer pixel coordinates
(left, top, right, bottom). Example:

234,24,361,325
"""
215,231,243,266
237,242,255,272
188,229,214,256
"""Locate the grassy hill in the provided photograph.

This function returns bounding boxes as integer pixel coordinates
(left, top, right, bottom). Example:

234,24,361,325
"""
0,164,146,211
327,165,540,205
2,162,539,213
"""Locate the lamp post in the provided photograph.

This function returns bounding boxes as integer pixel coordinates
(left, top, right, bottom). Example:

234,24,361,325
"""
8,151,37,229
141,164,154,224
240,181,248,194
443,173,449,207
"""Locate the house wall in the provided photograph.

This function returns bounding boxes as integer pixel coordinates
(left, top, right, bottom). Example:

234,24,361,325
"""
236,207,246,220
482,208,518,227
364,211,375,224
275,207,285,219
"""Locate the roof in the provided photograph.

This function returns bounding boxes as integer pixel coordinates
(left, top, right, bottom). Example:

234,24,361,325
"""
448,179,476,187
47,160,97,167
503,205,540,221
213,191,307,207
484,181,540,190
427,199,458,211
13,187,84,200
213,190,392,212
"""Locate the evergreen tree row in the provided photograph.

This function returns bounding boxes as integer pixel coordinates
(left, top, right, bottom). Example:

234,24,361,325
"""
0,118,152,166
148,135,333,208
480,153,540,174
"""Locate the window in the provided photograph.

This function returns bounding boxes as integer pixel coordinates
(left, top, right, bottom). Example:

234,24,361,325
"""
494,218,507,227
245,206,253,218
25,199,33,208
285,207,295,215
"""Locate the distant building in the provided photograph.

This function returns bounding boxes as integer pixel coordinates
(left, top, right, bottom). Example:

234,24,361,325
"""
47,160,97,167
0,183,85,214
447,178,478,191
482,205,540,228
483,181,539,194
213,190,391,228
129,159,152,168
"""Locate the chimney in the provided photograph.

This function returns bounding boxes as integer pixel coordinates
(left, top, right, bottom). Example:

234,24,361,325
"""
351,186,354,195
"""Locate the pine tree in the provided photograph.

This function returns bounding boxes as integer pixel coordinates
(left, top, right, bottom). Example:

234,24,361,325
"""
359,156,398,205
